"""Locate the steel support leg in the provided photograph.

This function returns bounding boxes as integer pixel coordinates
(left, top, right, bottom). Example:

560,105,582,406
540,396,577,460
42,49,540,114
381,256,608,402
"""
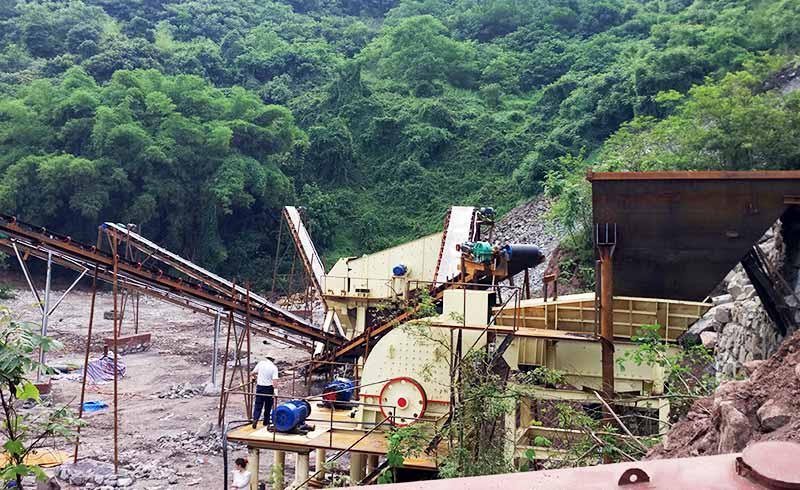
349,453,365,484
314,449,327,482
212,311,222,387
37,252,52,381
12,242,42,309
595,223,617,465
366,454,378,475
598,245,615,398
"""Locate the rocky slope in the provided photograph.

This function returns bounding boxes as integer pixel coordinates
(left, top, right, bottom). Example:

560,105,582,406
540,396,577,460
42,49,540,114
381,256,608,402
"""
493,196,562,294
651,217,800,459
648,328,800,459
683,221,800,378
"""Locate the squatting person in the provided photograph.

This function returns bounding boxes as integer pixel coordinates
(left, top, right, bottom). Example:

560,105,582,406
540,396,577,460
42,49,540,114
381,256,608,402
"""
232,457,252,489
251,355,279,429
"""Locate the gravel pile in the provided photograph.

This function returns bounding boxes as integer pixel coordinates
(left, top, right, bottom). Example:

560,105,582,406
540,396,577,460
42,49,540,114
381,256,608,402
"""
155,421,243,455
57,459,134,488
156,383,204,399
493,196,563,293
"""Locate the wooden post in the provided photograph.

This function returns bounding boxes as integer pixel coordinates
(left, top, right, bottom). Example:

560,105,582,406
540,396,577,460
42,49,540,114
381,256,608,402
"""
314,449,326,482
247,447,260,490
295,452,310,490
349,453,365,483
273,450,285,490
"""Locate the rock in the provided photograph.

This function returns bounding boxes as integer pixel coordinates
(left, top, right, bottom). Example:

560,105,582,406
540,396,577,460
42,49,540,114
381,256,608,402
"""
713,304,733,324
71,475,87,486
795,363,800,381
700,331,718,349
168,475,179,485
194,421,215,438
718,401,751,452
713,294,734,306
103,311,114,320
757,399,791,432
687,316,715,335
743,360,764,376
202,382,221,397
37,478,61,490
682,315,717,345
727,277,746,300
116,477,133,487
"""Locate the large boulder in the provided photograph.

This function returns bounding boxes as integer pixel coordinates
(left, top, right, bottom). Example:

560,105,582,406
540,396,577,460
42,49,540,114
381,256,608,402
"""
712,294,734,306
756,399,791,432
713,304,733,324
717,402,751,452
700,331,718,349
682,315,717,345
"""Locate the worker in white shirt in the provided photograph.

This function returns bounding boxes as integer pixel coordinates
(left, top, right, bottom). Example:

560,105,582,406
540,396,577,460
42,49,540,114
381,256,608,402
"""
232,457,252,489
251,355,279,429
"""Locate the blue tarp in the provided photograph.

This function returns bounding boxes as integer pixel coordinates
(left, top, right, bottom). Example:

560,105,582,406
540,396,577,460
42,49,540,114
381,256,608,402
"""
81,401,109,412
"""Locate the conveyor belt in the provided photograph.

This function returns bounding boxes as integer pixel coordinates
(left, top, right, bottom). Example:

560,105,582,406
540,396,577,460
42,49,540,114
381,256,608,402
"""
0,214,345,347
101,221,315,330
283,207,326,293
433,206,477,284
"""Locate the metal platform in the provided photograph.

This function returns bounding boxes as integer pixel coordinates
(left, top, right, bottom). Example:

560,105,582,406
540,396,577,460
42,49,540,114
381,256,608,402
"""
226,405,440,469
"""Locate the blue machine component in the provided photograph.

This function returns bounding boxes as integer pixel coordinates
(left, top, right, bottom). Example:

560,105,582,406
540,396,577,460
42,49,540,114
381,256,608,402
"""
271,399,312,433
501,244,546,276
392,264,408,276
323,378,355,404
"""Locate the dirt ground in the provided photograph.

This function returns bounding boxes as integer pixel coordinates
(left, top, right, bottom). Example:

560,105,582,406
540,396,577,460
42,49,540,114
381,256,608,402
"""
1,279,315,489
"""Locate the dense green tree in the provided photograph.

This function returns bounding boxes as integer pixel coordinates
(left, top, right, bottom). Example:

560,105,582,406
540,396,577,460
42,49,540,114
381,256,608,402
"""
1,0,799,279
0,68,301,273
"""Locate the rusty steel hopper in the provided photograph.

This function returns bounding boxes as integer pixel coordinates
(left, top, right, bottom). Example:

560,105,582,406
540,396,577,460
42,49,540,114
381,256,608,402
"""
588,170,800,301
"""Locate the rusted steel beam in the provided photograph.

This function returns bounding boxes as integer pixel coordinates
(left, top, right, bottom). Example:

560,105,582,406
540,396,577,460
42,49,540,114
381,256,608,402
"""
1,238,313,350
0,215,342,345
598,245,615,397
595,223,617,443
73,264,99,463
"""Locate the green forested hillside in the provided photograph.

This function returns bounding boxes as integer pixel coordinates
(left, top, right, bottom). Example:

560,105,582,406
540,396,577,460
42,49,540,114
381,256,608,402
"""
0,0,798,285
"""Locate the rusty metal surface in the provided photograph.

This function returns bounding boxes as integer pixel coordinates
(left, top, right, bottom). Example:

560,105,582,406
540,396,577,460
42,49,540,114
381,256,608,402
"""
737,441,800,489
0,214,344,345
588,170,800,301
346,445,797,489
